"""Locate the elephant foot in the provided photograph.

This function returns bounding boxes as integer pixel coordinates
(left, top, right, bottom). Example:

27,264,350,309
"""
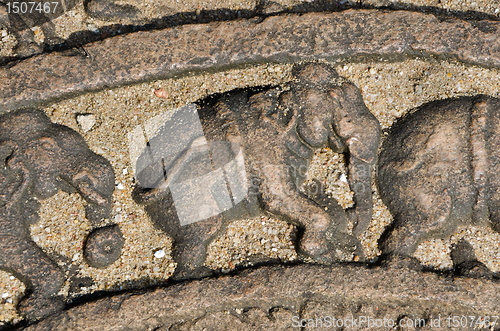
299,230,335,264
328,231,365,262
18,294,64,322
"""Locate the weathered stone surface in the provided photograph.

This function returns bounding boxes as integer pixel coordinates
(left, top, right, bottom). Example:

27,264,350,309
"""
19,261,500,331
85,0,140,21
3,7,500,329
2,10,500,112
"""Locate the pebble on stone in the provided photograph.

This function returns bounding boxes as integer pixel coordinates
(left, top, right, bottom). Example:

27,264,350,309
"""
154,249,166,259
154,88,168,99
76,114,97,133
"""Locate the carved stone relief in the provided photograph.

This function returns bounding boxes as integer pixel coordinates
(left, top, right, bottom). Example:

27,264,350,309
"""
1,59,500,326
0,108,116,321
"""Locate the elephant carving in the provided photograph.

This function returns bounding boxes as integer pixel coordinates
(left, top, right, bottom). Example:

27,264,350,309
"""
0,109,117,321
132,63,382,278
4,62,499,327
379,95,500,273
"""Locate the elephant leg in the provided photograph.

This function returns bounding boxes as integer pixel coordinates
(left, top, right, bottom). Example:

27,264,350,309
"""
0,151,64,321
257,162,362,263
0,231,64,321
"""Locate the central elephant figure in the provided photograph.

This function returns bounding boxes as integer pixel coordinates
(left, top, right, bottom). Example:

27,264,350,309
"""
133,63,381,278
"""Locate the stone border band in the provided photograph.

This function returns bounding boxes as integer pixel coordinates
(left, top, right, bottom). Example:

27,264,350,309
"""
1,9,499,112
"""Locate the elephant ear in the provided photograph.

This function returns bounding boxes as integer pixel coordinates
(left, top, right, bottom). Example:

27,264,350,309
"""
72,165,113,207
68,146,115,207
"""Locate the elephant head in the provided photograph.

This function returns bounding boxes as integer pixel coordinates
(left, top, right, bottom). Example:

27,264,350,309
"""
0,109,115,214
282,63,381,239
283,62,381,164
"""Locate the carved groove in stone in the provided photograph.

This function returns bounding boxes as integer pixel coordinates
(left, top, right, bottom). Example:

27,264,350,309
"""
2,10,500,112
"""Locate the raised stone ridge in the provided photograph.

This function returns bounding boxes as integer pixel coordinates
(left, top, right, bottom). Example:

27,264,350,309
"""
20,262,500,331
1,9,500,112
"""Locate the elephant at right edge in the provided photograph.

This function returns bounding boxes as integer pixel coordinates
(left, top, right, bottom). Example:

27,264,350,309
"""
378,95,500,274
